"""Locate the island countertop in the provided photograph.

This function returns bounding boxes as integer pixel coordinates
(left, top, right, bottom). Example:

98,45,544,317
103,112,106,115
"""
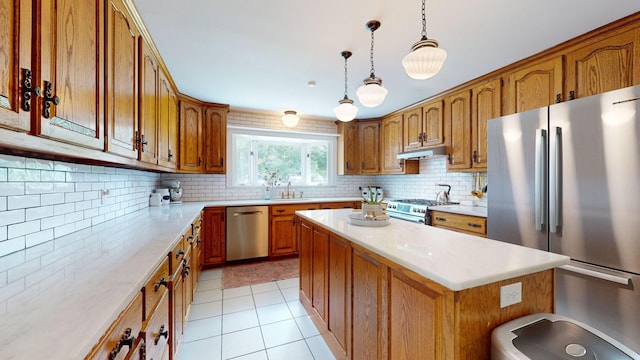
296,209,569,291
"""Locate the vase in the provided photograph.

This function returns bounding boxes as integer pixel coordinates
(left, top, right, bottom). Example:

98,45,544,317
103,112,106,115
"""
362,203,384,218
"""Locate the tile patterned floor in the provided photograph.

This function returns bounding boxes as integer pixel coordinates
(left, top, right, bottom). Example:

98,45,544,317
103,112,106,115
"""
178,268,336,360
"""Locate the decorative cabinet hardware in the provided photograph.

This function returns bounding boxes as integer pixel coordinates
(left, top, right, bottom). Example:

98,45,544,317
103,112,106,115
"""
186,235,194,244
140,134,148,150
175,249,185,259
21,68,41,112
472,150,480,163
467,223,482,228
108,327,134,360
447,154,452,164
182,264,191,278
569,90,575,100
154,276,168,292
435,217,447,221
154,324,168,345
135,131,148,151
555,94,562,103
168,149,173,159
42,81,60,119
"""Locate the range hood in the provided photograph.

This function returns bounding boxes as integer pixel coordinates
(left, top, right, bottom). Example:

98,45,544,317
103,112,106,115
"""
396,146,447,160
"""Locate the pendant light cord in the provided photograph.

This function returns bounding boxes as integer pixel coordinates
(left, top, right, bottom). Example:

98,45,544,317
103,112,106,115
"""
344,56,349,97
421,0,428,39
369,29,375,78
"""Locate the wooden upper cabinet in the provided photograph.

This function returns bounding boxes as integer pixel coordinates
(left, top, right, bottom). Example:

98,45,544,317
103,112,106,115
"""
36,0,105,149
505,56,563,114
0,0,32,132
105,0,139,159
445,89,472,171
402,107,423,152
157,69,177,169
179,99,203,172
336,121,359,175
423,100,445,147
359,120,380,174
402,101,444,152
565,28,640,100
138,39,158,164
381,114,418,174
203,106,227,173
471,79,501,170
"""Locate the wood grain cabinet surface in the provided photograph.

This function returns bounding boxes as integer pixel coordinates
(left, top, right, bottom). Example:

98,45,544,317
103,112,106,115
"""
431,211,487,237
138,39,159,165
157,69,178,169
381,114,419,175
445,89,472,171
504,56,563,115
358,120,381,174
297,217,552,360
202,207,226,266
270,203,319,258
336,121,360,175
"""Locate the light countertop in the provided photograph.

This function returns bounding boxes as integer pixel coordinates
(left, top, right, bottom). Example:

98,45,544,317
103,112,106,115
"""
429,204,488,218
296,209,569,291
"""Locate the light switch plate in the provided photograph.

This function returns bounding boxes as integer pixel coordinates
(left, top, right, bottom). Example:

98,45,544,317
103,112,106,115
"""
500,282,522,308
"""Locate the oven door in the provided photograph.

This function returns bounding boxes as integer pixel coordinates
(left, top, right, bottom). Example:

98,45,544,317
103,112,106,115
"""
387,212,427,225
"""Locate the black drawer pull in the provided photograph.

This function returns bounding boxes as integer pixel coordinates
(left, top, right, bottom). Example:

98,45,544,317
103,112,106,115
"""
435,217,447,221
467,223,482,228
154,276,168,292
109,328,134,360
186,235,194,243
175,249,185,259
154,325,168,345
276,209,285,213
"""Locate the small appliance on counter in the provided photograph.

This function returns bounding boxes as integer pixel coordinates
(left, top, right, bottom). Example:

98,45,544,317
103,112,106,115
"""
164,180,183,203
154,188,171,205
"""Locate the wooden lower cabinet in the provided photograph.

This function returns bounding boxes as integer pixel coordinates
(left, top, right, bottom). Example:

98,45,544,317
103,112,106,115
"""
202,207,225,265
431,211,487,237
298,218,554,360
171,268,185,359
270,203,319,258
143,291,170,360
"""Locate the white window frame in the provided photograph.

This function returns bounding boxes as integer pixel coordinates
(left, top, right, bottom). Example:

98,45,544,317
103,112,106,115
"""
227,126,337,188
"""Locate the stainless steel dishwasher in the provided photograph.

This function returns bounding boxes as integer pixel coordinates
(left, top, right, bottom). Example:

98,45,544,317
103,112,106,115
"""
226,205,269,261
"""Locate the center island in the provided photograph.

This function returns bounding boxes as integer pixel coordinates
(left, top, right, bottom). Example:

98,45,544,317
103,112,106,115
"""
295,208,569,360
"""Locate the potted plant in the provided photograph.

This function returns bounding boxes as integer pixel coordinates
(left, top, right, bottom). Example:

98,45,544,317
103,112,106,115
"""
361,186,385,217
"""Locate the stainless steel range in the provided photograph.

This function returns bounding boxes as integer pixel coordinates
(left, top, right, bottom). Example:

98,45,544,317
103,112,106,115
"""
386,199,459,225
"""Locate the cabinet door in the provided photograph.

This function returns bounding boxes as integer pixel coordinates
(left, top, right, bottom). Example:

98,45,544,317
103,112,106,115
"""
328,235,351,353
471,79,501,170
423,100,444,147
312,227,329,322
203,106,227,173
37,0,104,149
446,90,472,171
202,207,225,265
358,120,380,174
299,220,313,301
0,0,32,132
179,99,203,172
105,0,138,159
506,56,563,114
170,276,183,360
337,121,359,175
157,70,177,169
565,28,640,100
381,114,402,174
139,39,158,164
402,107,423,151
352,247,388,360
270,215,298,257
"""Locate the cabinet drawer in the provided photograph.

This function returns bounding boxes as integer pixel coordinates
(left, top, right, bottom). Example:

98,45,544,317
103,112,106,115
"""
431,211,486,236
86,291,143,360
270,203,319,216
143,290,170,360
319,201,359,209
144,258,170,319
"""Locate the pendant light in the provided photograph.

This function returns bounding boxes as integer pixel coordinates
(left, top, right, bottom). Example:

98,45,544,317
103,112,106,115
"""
334,51,358,122
402,0,447,80
356,20,388,108
281,110,299,127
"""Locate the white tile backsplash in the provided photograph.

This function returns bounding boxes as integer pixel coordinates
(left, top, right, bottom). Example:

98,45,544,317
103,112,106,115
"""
0,154,160,257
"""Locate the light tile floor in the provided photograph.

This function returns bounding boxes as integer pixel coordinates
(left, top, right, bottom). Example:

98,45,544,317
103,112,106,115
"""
178,268,336,360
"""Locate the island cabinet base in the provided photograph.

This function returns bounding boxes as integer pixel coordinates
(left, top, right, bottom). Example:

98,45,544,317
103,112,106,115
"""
297,218,555,360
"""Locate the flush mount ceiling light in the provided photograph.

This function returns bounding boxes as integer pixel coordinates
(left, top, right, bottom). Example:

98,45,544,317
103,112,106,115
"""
356,20,388,108
402,0,447,80
281,110,299,127
334,51,358,122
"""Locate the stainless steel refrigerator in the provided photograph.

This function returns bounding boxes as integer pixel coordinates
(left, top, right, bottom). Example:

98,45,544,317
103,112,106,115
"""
488,85,640,353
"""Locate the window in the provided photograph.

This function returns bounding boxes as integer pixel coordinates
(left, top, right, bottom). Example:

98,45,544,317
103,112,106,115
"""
228,127,336,187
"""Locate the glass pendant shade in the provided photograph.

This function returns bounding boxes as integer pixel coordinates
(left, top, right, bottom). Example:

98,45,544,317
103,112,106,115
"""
402,38,447,80
356,77,388,108
334,97,358,122
281,110,299,127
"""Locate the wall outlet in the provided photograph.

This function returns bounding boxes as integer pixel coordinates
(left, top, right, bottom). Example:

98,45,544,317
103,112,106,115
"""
500,282,522,308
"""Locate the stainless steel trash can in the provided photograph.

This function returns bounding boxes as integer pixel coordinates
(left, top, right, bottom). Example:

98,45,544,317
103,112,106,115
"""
491,313,639,359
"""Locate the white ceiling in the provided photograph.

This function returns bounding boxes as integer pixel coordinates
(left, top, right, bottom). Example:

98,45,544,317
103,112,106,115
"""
132,0,640,120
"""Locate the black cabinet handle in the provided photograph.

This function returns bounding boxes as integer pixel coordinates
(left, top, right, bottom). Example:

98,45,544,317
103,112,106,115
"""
154,325,168,345
42,81,60,119
467,223,482,228
186,235,194,244
435,217,447,221
109,327,135,360
154,276,168,292
21,68,41,112
168,149,173,159
175,249,185,259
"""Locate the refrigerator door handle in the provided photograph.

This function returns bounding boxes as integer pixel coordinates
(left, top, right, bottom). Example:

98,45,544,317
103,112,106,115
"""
534,129,547,231
550,127,563,233
559,264,631,285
